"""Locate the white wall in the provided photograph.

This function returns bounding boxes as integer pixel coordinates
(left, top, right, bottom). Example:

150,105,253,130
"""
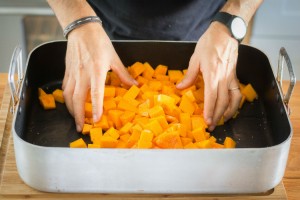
250,0,300,81
0,15,23,72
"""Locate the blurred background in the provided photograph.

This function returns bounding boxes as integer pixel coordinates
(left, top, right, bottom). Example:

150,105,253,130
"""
0,0,299,80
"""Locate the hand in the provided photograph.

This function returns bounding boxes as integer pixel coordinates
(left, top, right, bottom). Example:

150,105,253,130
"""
62,23,137,132
177,22,242,131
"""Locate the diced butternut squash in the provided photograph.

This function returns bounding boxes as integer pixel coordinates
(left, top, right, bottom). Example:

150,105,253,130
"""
104,86,116,98
99,136,118,148
144,120,163,136
104,127,120,140
148,105,165,118
39,94,56,110
70,138,87,148
85,102,93,118
179,95,195,115
123,85,140,100
241,84,258,102
93,115,109,130
38,88,47,96
142,62,155,80
184,142,198,149
224,137,236,148
55,61,243,149
154,64,168,77
90,127,102,143
155,132,183,149
137,130,154,149
82,124,93,135
168,70,183,83
52,89,64,103
130,62,146,78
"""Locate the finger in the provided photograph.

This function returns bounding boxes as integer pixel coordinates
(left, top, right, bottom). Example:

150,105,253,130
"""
223,82,242,121
176,54,200,89
63,45,73,90
112,57,138,86
63,76,75,117
209,74,229,131
202,68,218,126
223,45,240,121
91,67,108,123
72,71,89,132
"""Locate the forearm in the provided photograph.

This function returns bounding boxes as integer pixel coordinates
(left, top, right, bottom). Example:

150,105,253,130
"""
220,0,263,25
47,0,97,29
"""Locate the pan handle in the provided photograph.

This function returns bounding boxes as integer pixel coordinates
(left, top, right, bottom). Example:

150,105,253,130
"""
8,45,23,113
276,47,296,113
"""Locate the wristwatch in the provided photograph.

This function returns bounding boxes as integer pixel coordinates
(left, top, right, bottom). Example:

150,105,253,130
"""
212,12,247,43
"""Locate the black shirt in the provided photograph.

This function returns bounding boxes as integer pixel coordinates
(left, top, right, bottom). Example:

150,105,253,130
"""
87,0,226,41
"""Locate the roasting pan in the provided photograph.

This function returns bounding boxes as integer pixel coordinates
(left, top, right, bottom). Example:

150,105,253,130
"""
8,41,296,194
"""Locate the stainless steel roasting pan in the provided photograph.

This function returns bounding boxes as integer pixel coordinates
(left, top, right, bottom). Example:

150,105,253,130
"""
9,41,296,194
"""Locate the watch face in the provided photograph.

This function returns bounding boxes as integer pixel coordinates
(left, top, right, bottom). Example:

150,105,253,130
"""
231,17,247,40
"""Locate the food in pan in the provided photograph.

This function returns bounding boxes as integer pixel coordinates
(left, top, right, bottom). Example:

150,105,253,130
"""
38,62,257,149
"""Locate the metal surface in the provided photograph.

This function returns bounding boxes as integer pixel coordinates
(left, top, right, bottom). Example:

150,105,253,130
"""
11,41,294,193
277,47,296,107
8,45,23,113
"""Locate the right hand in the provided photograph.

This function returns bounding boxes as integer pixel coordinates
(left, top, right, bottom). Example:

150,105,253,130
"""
62,23,137,132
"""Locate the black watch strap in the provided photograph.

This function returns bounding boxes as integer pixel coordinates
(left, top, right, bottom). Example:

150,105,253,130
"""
212,12,234,27
212,12,244,43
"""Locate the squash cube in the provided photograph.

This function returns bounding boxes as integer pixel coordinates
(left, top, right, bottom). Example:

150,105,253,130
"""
70,138,87,148
39,94,56,110
52,89,65,103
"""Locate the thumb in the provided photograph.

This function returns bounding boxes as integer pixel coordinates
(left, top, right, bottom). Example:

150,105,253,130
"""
112,57,138,86
176,55,199,89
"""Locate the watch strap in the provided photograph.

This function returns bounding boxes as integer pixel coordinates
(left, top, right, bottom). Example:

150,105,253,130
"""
212,12,234,27
211,12,243,43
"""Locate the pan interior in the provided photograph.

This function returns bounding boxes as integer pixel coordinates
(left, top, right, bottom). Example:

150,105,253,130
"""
14,41,291,148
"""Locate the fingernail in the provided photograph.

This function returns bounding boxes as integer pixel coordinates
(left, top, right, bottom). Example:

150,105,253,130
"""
76,124,81,132
176,82,182,88
206,117,212,125
208,125,215,132
133,80,138,85
93,114,99,122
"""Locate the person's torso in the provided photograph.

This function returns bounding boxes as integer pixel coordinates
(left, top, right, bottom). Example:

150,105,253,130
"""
88,0,226,41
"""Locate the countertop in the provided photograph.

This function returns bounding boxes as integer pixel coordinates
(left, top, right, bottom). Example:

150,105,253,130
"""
0,73,299,199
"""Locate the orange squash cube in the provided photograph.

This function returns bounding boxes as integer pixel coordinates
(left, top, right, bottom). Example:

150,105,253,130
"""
142,62,155,80
52,89,65,103
137,130,154,149
148,105,165,118
104,86,116,98
184,142,198,149
156,132,183,149
224,137,236,148
90,127,102,142
99,136,118,148
154,64,168,77
168,70,183,83
93,115,109,130
39,94,56,110
191,127,206,142
84,102,93,118
70,138,87,148
144,120,163,136
130,62,146,78
82,124,93,135
179,95,195,115
38,88,47,96
123,85,140,100
241,83,258,102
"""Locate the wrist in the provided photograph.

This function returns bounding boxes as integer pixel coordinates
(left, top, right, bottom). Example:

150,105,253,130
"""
211,12,247,43
63,16,102,39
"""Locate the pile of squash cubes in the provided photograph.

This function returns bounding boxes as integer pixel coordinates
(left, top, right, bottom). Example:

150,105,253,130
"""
38,62,258,149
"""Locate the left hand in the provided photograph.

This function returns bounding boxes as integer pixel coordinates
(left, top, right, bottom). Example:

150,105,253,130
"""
177,22,242,131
